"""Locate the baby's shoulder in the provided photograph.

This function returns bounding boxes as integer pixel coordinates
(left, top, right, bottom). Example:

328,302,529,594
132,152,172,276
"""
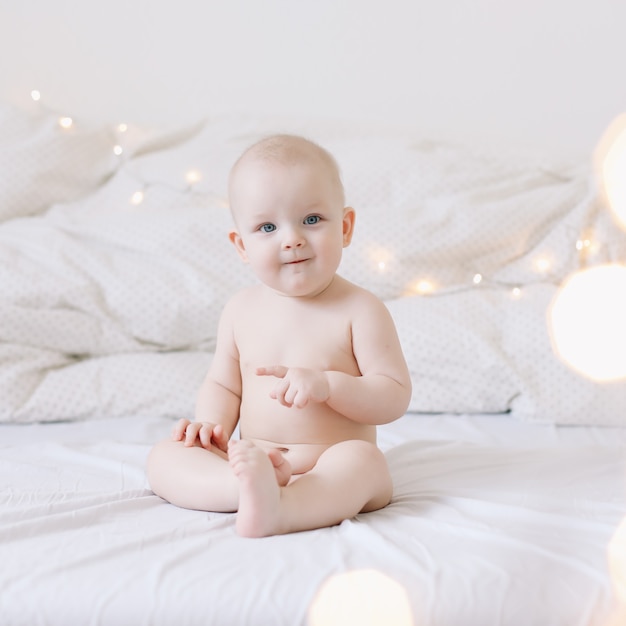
334,276,393,326
335,275,383,307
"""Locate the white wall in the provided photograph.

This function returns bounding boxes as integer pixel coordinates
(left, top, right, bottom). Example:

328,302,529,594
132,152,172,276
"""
0,0,624,160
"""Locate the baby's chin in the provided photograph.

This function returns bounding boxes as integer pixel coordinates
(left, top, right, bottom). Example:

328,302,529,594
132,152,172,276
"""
269,277,336,299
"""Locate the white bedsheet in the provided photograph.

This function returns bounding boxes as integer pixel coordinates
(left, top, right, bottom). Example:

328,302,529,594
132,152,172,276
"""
1,414,624,626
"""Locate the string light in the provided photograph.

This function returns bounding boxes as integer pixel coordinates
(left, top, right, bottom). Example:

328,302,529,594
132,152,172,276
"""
22,88,620,313
58,116,73,130
185,169,202,185
369,247,393,275
533,256,551,274
409,279,436,296
130,190,145,205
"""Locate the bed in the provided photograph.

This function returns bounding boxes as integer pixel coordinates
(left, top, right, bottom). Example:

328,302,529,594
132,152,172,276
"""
1,96,625,626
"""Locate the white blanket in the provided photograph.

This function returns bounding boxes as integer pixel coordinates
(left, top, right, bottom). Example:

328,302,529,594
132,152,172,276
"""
1,112,625,425
1,414,624,626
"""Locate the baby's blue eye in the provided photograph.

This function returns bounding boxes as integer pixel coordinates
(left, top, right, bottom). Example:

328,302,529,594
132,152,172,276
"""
304,215,321,225
260,223,276,233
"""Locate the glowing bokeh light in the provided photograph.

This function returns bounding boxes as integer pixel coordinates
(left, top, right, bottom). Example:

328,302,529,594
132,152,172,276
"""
369,247,392,274
596,113,626,232
548,264,626,381
185,169,202,184
408,278,435,296
130,191,144,205
308,569,413,626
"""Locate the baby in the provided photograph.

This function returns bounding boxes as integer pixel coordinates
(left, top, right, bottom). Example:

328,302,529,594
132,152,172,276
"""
146,134,412,537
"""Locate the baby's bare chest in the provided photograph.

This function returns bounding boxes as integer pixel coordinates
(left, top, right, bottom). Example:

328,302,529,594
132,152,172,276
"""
234,305,358,373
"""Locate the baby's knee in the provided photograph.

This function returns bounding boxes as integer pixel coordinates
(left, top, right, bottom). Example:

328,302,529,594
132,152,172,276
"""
145,439,172,491
332,440,390,477
339,440,392,510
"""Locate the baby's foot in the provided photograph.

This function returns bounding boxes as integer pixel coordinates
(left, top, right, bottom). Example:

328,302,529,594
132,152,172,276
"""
268,448,292,487
228,440,283,537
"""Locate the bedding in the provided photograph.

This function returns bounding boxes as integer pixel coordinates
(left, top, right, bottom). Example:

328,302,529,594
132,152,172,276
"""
1,109,625,425
1,414,625,626
1,102,626,626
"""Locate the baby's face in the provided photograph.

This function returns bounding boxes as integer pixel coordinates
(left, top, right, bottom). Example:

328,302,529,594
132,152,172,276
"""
229,158,353,298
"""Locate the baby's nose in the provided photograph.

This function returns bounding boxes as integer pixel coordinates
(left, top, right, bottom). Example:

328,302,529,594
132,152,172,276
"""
282,229,305,249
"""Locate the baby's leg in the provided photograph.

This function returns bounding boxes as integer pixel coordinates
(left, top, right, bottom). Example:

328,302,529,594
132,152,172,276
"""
229,439,392,537
229,440,283,536
147,439,239,512
146,439,292,512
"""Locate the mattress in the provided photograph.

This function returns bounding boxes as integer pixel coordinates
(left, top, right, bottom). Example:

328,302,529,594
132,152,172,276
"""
1,413,624,626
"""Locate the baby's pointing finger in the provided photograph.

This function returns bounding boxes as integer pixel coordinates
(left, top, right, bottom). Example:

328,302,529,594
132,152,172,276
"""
256,365,289,378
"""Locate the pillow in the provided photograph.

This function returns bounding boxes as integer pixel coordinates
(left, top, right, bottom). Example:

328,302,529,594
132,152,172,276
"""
502,283,626,426
386,290,518,415
332,137,588,302
0,99,200,223
2,112,623,425
0,159,255,422
387,285,626,426
0,344,208,423
0,101,123,221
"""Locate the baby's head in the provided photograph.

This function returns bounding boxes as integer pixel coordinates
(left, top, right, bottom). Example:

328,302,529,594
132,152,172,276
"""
228,134,345,213
228,135,355,297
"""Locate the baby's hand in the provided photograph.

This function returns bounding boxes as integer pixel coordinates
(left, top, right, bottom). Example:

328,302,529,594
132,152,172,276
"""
171,418,229,452
256,366,330,408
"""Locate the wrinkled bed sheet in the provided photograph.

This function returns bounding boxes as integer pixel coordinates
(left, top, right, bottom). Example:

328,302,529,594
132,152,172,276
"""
1,414,624,626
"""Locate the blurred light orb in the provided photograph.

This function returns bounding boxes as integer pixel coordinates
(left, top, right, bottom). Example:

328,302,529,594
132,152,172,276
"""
548,264,626,381
409,278,435,296
308,569,413,626
596,112,626,231
185,169,202,184
609,516,626,606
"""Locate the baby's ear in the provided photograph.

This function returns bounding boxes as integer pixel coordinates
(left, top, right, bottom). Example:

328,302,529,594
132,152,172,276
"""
229,231,249,262
342,207,356,247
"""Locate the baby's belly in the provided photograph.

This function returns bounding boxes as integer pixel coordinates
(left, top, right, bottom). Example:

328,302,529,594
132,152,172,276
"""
245,437,332,475
237,379,376,473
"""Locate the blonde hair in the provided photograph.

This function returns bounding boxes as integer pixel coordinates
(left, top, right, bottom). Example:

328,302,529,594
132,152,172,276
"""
229,134,345,205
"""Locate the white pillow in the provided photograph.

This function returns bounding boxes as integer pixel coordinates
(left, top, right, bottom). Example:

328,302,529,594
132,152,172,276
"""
386,291,518,414
331,137,588,302
0,101,124,221
387,285,626,426
2,112,624,425
0,100,198,223
502,284,626,426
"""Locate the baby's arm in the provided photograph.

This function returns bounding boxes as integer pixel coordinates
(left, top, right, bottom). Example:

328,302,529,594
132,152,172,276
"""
172,299,242,450
323,293,411,424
